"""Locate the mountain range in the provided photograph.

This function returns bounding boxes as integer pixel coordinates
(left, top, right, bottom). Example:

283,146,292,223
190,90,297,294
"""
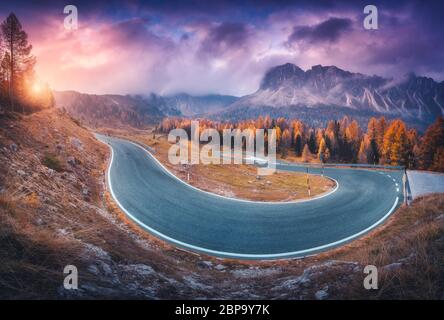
218,64,444,128
53,91,237,128
54,63,444,129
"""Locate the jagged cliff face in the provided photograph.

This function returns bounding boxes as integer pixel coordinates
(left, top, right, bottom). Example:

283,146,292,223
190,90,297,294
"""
226,63,444,124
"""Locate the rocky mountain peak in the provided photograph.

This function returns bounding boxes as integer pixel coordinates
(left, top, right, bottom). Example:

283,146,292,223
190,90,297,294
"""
260,63,305,90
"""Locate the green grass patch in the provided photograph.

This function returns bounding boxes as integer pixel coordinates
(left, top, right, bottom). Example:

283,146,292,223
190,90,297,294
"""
42,153,63,172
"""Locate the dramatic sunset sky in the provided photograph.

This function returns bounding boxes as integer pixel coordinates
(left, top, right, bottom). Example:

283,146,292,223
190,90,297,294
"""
1,0,443,96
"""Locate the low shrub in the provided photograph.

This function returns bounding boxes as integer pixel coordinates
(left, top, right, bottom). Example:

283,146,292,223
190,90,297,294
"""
42,153,62,171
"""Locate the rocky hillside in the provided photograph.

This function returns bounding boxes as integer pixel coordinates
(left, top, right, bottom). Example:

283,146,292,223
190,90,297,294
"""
220,63,444,128
0,109,442,299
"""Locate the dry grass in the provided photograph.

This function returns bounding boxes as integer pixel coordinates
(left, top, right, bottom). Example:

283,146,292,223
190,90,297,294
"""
321,194,444,299
0,189,86,299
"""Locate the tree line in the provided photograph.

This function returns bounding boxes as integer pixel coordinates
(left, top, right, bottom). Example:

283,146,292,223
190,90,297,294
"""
158,115,444,172
0,12,53,114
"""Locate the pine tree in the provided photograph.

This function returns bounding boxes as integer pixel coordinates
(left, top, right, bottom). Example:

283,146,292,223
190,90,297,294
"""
357,140,367,163
367,117,378,141
368,138,379,164
324,148,331,162
308,130,317,154
432,147,444,172
264,115,271,129
418,117,444,170
0,53,10,98
294,132,302,156
1,13,35,112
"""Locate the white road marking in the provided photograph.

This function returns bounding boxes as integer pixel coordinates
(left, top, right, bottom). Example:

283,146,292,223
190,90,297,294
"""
123,138,340,205
98,136,401,260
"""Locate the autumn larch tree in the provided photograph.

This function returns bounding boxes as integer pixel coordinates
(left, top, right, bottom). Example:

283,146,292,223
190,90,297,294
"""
280,129,291,157
161,115,443,171
1,13,35,112
317,138,327,163
357,140,368,164
382,120,410,166
301,144,311,163
418,117,444,171
274,126,282,152
376,116,387,158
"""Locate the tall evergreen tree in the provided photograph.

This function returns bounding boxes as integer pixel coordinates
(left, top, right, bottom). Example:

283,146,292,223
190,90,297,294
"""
307,130,317,154
368,138,379,164
294,133,302,156
357,140,367,164
367,117,378,141
1,13,35,112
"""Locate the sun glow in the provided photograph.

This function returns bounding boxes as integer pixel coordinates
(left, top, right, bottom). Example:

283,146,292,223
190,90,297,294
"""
31,83,42,94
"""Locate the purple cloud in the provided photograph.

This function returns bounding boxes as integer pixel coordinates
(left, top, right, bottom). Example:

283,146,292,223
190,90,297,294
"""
287,17,353,46
198,22,251,57
3,0,443,96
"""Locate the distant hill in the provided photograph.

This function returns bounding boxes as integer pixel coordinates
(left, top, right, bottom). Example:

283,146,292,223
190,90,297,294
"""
162,93,238,116
54,91,238,128
53,91,165,128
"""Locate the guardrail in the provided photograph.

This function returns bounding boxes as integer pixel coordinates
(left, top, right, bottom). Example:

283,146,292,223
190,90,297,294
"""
276,159,410,205
277,160,405,171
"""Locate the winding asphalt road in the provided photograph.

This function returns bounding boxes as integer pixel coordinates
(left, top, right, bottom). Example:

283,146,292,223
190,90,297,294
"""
97,134,403,260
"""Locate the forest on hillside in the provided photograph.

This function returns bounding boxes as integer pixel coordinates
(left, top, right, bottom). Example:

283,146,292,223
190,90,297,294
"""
159,115,444,172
